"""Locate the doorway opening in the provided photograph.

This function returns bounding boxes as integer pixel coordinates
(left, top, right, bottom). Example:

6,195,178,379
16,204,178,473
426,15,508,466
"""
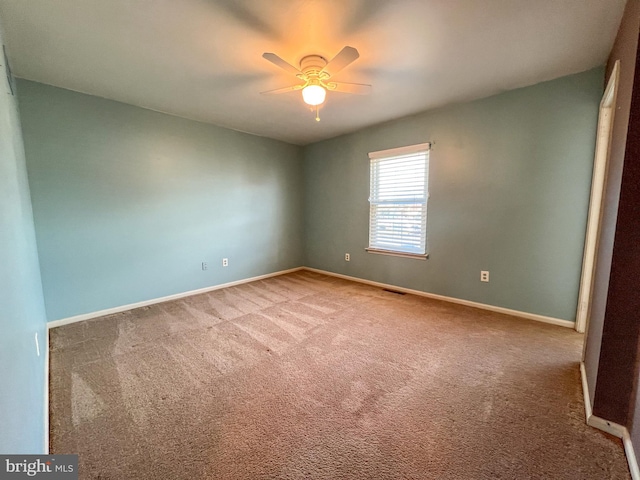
576,60,620,341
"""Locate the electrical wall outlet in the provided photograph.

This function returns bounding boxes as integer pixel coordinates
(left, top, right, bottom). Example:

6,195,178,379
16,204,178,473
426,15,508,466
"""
222,258,229,267
202,262,207,271
480,271,490,282
345,253,350,261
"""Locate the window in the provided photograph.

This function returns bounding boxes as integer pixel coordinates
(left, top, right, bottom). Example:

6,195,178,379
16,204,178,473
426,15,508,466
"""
367,143,430,258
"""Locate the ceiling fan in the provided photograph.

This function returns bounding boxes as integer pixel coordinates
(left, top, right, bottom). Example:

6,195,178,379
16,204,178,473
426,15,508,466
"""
261,46,371,121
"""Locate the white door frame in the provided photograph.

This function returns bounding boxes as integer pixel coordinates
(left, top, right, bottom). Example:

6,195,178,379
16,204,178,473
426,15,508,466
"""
576,60,620,337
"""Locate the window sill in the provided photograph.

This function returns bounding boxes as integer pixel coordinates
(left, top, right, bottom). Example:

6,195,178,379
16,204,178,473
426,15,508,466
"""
365,248,429,260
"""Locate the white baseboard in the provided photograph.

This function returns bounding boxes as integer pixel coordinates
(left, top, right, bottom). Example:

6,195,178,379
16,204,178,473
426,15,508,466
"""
579,362,626,437
47,267,304,329
302,267,574,328
580,361,639,479
587,411,627,438
47,265,574,330
624,430,640,480
580,362,593,420
44,326,49,454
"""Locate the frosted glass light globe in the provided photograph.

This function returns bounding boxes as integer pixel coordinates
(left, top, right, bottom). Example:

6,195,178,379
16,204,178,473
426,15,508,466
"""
302,84,326,106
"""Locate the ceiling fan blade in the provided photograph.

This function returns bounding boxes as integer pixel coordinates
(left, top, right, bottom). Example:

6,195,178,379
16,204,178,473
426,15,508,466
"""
322,46,360,77
260,84,304,95
327,82,371,95
262,53,301,75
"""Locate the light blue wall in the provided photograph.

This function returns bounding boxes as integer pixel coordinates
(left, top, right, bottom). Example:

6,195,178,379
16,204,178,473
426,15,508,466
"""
0,29,47,452
18,80,304,321
303,68,604,321
18,68,602,325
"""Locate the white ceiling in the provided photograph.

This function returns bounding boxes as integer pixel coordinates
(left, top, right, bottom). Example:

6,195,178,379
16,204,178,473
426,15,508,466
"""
0,0,627,145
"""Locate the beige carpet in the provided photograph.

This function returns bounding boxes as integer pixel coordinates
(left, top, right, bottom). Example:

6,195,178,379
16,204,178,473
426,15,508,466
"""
49,270,630,479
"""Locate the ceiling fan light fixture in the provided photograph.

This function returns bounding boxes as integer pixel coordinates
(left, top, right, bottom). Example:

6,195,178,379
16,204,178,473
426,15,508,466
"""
302,84,326,106
262,47,369,116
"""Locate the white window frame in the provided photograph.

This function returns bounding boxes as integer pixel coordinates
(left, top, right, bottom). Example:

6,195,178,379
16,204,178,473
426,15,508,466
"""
366,143,430,259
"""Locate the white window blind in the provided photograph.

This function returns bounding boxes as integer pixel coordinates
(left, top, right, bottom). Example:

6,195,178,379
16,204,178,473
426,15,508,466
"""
368,143,430,257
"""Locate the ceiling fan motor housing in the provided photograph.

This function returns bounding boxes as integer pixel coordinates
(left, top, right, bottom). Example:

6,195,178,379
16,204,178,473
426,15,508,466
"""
299,55,327,77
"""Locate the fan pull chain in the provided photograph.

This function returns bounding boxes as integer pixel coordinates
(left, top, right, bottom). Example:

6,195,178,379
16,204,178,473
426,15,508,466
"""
315,105,320,122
